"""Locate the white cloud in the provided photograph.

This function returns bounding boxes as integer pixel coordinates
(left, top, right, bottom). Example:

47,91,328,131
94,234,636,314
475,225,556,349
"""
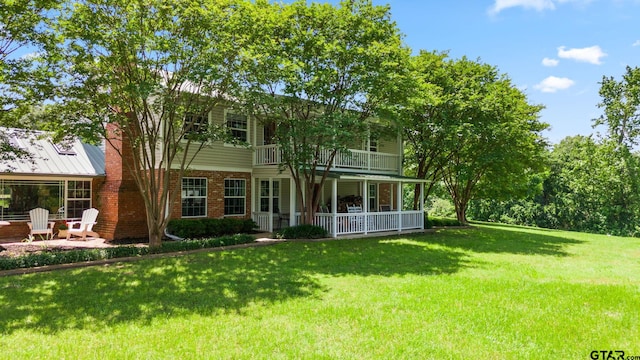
557,45,607,65
534,76,575,93
489,0,555,14
633,40,640,47
488,0,592,14
542,57,559,67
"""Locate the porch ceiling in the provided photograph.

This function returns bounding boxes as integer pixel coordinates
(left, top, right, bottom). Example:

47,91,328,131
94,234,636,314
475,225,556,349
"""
326,171,430,183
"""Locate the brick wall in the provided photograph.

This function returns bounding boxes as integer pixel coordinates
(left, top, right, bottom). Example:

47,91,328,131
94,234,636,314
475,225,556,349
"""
168,170,252,220
94,124,148,241
379,183,393,209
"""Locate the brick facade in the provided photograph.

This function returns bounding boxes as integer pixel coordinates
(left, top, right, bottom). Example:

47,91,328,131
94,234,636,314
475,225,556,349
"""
93,124,148,240
92,124,253,241
379,183,393,210
168,170,252,220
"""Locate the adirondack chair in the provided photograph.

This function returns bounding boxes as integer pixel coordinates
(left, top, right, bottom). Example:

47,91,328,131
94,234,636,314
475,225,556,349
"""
27,208,55,240
66,208,100,240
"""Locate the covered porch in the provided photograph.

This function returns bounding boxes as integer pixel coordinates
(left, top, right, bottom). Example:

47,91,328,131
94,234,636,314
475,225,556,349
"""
251,173,425,237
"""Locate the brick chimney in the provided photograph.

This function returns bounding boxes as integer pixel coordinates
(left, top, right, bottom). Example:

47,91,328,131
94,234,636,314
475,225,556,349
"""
94,123,149,240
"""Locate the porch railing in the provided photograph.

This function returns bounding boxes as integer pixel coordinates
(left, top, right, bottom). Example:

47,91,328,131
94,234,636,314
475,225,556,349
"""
254,145,399,173
280,210,423,236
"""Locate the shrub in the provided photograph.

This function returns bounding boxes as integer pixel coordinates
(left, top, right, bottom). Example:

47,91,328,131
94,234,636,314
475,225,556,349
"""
0,234,255,271
273,224,327,239
166,218,257,239
425,216,463,228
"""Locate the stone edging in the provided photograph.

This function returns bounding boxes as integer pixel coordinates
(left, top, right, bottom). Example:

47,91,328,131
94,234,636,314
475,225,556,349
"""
0,239,284,277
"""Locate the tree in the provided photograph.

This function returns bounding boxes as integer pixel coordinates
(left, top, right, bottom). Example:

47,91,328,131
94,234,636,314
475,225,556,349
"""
594,66,640,148
51,0,248,247
438,57,547,223
398,50,460,210
0,0,61,159
240,0,409,224
468,135,640,236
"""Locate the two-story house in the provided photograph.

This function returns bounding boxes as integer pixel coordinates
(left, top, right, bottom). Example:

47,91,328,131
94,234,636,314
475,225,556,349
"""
0,105,425,242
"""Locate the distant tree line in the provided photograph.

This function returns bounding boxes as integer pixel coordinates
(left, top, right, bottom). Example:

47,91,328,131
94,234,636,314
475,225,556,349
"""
468,66,640,237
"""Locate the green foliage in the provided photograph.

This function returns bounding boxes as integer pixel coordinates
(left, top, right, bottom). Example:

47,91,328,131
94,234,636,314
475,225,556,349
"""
166,218,257,239
425,216,462,228
594,66,640,147
0,234,254,271
273,224,328,239
397,52,548,222
47,0,252,246
426,196,456,218
240,0,410,224
468,135,640,237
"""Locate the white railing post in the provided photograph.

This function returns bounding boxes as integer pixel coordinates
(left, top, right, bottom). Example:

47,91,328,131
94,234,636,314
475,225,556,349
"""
332,178,338,238
397,181,403,232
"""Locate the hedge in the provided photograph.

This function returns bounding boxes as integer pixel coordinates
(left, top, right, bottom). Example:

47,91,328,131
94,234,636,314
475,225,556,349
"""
0,234,255,271
273,224,327,239
425,216,463,229
166,218,257,239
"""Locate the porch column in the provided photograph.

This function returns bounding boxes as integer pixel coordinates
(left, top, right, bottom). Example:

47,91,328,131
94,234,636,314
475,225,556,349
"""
331,178,337,237
363,179,368,234
251,176,256,227
366,130,371,171
397,181,403,232
397,131,403,175
420,182,425,230
268,177,273,233
289,178,296,227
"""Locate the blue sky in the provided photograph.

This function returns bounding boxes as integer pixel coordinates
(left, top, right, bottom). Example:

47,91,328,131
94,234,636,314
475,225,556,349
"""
365,0,640,144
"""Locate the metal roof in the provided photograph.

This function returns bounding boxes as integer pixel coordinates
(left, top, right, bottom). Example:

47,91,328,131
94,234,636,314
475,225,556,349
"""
0,128,105,177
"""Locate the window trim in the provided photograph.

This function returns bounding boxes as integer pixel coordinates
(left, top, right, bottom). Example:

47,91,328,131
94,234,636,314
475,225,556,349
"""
224,178,246,216
183,112,210,137
224,109,249,146
0,179,91,221
368,183,378,212
181,177,208,218
259,179,280,213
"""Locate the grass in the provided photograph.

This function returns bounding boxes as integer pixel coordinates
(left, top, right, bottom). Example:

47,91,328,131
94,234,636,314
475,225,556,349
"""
0,223,639,359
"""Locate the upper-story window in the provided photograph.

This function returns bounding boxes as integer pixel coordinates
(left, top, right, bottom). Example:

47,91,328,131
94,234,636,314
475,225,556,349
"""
184,113,208,135
226,112,248,143
369,139,378,152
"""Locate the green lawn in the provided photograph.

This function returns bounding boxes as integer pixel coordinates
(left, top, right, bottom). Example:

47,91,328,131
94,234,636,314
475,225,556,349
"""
1,224,639,359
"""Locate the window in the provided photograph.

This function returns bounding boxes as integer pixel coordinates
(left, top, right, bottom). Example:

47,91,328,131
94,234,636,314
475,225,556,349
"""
226,112,248,143
369,139,378,152
184,113,208,135
368,183,377,212
0,179,91,221
182,178,207,217
66,181,92,218
224,179,245,215
259,180,280,212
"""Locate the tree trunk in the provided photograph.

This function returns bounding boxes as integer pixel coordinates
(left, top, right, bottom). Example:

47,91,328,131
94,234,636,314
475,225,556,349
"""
454,201,468,224
148,226,163,248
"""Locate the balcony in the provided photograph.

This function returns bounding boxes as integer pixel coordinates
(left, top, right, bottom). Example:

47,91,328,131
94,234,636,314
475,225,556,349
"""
253,145,400,174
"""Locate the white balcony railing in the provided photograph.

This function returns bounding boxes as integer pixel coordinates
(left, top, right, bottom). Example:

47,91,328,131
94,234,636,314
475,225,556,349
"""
254,145,399,173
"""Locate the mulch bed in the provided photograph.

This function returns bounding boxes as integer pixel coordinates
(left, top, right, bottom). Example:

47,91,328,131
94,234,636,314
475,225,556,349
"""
0,238,149,259
0,244,91,259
